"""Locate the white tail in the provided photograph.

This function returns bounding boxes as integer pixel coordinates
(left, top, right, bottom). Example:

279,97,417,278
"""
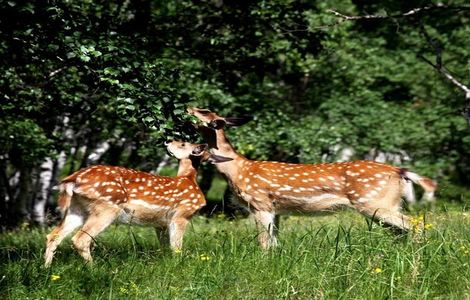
401,170,437,202
44,141,232,267
188,107,438,249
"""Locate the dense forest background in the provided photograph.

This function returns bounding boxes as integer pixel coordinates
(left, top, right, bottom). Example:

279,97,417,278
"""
0,0,469,230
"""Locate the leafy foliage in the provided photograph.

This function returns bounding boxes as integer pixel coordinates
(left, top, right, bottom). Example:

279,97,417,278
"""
0,0,468,227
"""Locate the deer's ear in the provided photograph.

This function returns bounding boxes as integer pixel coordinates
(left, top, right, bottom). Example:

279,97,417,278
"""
224,116,253,127
207,154,233,164
209,119,226,129
197,126,218,149
191,144,208,156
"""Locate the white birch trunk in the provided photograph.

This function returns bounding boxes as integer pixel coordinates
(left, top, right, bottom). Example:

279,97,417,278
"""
86,140,110,164
32,158,53,225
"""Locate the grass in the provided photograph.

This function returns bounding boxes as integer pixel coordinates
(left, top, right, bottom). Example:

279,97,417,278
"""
1,208,470,299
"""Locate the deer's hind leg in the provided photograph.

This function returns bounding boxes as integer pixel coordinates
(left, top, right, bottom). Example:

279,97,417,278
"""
356,205,411,233
353,178,411,233
44,206,85,267
71,202,121,264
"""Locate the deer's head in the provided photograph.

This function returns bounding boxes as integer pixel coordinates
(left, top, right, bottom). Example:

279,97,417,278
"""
165,141,233,164
187,107,253,130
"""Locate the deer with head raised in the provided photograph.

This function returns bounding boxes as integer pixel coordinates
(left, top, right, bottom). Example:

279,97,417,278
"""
44,141,232,267
188,107,437,249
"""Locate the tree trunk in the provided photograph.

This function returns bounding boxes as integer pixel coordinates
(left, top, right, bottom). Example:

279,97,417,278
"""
32,158,54,226
86,140,110,165
0,160,12,231
44,151,68,223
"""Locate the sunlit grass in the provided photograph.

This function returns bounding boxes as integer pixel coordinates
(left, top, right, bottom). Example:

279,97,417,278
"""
1,209,470,299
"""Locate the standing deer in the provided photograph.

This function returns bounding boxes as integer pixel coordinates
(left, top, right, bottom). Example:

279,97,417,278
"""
188,107,437,249
44,141,232,266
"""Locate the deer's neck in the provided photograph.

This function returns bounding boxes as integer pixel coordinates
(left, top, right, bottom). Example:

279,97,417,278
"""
177,158,198,182
211,129,248,179
214,129,238,156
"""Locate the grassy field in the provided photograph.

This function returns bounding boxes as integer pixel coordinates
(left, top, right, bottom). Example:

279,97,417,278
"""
1,206,470,299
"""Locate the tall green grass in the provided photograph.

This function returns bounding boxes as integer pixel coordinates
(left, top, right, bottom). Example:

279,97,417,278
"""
1,209,470,299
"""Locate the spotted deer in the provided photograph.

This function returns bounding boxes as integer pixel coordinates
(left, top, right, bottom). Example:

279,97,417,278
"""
188,107,437,249
44,141,232,266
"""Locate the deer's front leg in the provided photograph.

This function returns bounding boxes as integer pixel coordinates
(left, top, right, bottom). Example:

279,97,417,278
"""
253,210,279,250
168,217,189,252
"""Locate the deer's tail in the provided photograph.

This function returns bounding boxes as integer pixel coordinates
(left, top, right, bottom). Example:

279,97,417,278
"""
400,169,437,202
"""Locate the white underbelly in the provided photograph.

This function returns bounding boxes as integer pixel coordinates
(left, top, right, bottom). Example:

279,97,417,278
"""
116,200,173,226
276,193,351,214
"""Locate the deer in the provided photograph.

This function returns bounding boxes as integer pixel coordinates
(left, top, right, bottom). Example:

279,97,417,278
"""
187,107,437,249
44,141,232,267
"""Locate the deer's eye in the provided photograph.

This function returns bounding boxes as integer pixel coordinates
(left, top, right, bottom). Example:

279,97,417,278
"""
181,143,186,147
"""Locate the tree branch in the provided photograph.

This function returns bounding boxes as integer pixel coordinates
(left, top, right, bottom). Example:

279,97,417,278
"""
419,55,470,98
328,3,470,124
327,4,470,21
420,55,470,124
418,23,470,124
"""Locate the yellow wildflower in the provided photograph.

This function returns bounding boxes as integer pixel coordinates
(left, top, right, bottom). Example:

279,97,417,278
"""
174,249,182,254
199,254,211,261
460,245,469,255
424,223,433,229
373,267,383,274
130,281,138,291
411,214,425,225
119,287,129,294
51,275,60,281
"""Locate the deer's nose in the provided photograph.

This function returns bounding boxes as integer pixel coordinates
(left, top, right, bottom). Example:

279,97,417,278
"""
164,140,172,146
